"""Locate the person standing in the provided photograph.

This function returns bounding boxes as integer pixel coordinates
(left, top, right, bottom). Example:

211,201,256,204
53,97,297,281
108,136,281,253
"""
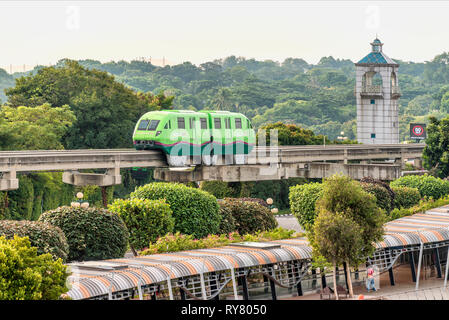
366,266,376,292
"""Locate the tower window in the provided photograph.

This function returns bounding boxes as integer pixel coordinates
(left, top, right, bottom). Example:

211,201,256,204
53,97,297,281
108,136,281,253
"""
371,133,376,139
370,99,375,104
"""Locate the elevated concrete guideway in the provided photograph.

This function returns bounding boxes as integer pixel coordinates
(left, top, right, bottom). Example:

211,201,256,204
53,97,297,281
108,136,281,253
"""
0,144,425,190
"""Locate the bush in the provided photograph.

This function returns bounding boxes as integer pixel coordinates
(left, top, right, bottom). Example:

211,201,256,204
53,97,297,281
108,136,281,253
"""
140,228,296,255
289,182,323,231
217,201,237,234
131,182,221,238
108,198,174,251
0,235,68,300
389,196,449,220
39,206,129,262
220,198,277,234
390,175,449,200
0,220,69,262
360,182,392,213
391,186,421,209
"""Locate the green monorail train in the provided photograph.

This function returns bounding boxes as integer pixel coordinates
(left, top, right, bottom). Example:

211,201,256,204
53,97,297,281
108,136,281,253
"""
132,110,256,166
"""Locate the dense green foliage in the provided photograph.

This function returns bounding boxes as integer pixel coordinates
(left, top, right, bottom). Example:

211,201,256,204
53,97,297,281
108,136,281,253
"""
314,175,386,260
423,116,449,178
289,182,323,231
360,182,393,214
39,206,129,262
0,235,68,300
389,196,449,221
131,182,221,238
140,228,296,255
219,198,277,234
391,186,422,209
1,173,74,221
390,174,449,199
109,198,174,251
217,202,237,234
0,220,69,262
4,60,171,149
199,181,237,199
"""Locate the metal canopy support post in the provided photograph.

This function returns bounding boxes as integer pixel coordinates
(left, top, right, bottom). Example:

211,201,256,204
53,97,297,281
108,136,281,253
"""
311,268,317,289
415,240,424,291
321,271,327,288
263,275,269,293
167,277,174,300
200,272,207,300
241,274,249,300
409,252,417,282
230,268,239,300
388,267,395,286
296,281,303,296
434,248,442,278
444,245,449,288
268,267,277,301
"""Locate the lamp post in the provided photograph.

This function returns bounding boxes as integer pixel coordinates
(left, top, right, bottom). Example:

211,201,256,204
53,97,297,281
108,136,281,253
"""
337,131,348,142
71,192,89,209
266,198,278,214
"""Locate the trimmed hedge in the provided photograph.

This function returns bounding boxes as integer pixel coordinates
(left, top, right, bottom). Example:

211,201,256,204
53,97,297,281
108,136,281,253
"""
199,181,237,199
390,175,449,200
220,198,277,234
289,182,323,231
39,206,129,262
391,186,421,209
108,198,174,251
141,228,296,255
131,182,221,238
237,197,269,207
0,235,68,300
0,220,69,262
389,196,449,221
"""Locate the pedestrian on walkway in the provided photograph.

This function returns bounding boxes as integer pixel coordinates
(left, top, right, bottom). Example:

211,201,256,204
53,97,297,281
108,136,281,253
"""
366,266,376,292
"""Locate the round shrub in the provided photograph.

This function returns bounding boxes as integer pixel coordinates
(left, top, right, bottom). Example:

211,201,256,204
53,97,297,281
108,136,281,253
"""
217,201,237,234
391,186,421,209
108,198,174,251
390,175,449,200
237,197,269,207
39,206,129,262
360,182,393,213
220,198,277,234
289,182,323,231
0,220,69,262
131,182,221,238
0,235,68,300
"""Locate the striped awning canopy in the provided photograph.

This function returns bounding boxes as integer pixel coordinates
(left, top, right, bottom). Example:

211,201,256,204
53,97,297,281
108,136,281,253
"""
66,205,449,300
66,238,312,300
374,206,449,249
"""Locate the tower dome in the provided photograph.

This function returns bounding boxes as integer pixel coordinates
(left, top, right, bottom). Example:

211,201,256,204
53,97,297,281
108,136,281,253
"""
356,37,397,66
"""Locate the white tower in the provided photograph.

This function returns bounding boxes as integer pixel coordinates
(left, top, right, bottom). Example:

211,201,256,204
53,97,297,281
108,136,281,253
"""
355,38,400,144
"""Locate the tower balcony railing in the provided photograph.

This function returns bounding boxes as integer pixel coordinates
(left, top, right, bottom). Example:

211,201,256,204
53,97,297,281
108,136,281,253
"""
359,85,383,97
391,86,401,98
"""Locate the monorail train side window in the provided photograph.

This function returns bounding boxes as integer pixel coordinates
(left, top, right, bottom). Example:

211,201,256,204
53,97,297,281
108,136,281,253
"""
235,118,242,129
225,118,231,129
214,118,222,129
189,117,195,129
178,117,185,129
164,120,171,129
138,120,149,130
148,120,160,131
200,118,207,129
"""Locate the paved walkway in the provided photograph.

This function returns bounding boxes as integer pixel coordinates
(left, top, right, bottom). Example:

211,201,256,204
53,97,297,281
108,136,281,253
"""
275,215,303,233
281,265,449,300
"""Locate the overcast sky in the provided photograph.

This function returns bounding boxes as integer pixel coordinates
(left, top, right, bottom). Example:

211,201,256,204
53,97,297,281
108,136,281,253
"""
1,1,449,70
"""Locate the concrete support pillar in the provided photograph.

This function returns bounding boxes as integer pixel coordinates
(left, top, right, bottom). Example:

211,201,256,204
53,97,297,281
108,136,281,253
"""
413,158,423,169
388,267,395,286
296,281,303,296
62,169,122,187
435,248,442,279
241,275,249,300
0,171,19,191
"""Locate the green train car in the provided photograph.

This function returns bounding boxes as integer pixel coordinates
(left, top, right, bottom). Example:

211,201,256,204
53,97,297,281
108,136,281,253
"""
132,110,256,166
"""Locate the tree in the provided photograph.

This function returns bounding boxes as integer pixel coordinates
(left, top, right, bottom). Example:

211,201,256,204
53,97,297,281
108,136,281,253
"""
5,60,159,149
310,174,386,298
423,116,449,178
310,210,363,299
0,104,76,150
